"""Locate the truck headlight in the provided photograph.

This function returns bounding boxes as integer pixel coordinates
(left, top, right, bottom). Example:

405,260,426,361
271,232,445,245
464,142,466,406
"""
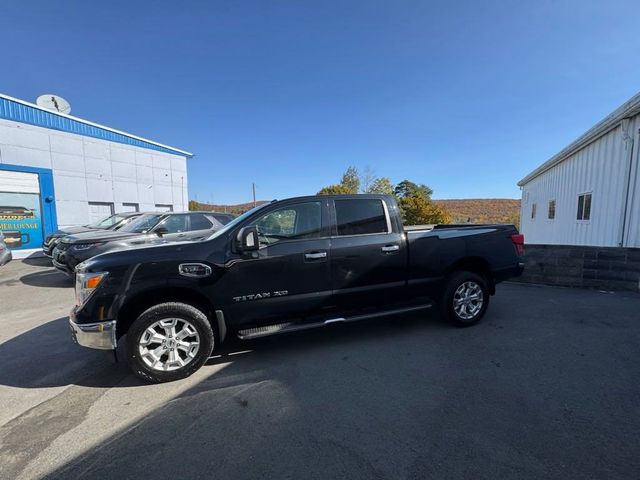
75,272,108,306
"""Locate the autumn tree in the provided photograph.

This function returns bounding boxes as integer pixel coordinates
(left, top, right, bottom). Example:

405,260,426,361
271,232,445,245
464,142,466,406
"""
398,195,451,225
318,166,360,194
340,166,360,194
317,184,353,195
318,170,451,225
394,179,450,225
367,177,394,195
394,180,433,199
360,165,377,193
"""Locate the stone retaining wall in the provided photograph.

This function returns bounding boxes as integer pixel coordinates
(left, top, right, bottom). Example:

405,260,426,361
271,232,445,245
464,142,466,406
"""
514,244,640,292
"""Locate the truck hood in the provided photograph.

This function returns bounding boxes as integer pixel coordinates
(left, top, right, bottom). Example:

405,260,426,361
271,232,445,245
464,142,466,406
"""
77,234,228,274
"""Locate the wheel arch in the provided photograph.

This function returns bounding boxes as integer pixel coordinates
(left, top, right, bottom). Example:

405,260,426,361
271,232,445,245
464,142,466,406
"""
445,256,495,294
115,287,218,339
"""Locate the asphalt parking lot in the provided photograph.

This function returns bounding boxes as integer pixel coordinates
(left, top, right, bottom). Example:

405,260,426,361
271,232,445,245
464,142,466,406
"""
0,259,639,480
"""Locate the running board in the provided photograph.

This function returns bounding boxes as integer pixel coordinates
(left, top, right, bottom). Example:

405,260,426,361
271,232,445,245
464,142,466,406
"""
236,303,432,340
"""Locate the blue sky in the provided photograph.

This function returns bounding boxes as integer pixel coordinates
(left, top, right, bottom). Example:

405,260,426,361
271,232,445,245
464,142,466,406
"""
2,0,639,203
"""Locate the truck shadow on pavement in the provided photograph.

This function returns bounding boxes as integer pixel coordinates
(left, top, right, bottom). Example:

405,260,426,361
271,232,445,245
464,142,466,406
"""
0,312,442,390
1,312,450,480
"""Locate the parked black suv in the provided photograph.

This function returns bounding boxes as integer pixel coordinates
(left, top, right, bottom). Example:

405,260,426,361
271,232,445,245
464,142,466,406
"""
69,195,524,383
53,211,224,275
43,212,143,257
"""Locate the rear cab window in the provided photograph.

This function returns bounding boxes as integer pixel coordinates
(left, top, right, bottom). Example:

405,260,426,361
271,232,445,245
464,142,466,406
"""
334,199,389,236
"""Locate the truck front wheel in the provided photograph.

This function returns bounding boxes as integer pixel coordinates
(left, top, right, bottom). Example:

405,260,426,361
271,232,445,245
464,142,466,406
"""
439,271,490,327
126,302,215,383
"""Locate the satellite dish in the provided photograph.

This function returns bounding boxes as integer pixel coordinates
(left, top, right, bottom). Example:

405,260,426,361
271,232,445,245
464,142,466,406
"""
36,94,71,114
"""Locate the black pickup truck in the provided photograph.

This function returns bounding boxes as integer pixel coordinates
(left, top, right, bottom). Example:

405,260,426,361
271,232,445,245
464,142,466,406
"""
69,194,524,383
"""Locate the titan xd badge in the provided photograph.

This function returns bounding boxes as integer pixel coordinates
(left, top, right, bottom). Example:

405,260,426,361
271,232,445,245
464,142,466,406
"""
233,290,289,303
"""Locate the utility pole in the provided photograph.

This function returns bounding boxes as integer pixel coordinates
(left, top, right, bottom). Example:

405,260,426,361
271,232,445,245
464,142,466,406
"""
252,182,256,208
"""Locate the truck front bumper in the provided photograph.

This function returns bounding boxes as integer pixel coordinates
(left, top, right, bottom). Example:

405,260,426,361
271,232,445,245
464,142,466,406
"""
69,317,117,350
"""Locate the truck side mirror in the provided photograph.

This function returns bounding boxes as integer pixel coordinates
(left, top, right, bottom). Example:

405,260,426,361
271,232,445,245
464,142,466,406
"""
237,226,259,252
155,227,169,237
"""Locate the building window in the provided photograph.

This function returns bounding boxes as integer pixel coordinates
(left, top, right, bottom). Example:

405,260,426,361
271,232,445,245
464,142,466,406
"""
155,204,173,212
88,202,115,224
531,203,536,219
548,200,555,220
577,193,592,221
122,203,139,212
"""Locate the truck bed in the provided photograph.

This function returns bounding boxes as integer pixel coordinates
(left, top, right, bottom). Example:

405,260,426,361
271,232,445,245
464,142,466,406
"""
404,223,521,287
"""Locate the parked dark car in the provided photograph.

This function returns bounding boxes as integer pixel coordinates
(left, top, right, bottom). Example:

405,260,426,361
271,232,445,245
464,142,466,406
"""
69,194,524,383
43,212,144,257
0,231,12,266
53,211,224,276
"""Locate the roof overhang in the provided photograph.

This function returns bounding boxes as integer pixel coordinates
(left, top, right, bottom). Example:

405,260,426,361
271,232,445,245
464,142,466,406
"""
518,90,640,186
0,93,193,158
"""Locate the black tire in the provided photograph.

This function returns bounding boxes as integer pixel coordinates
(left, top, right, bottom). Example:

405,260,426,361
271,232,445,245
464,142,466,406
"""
439,271,490,327
126,302,214,383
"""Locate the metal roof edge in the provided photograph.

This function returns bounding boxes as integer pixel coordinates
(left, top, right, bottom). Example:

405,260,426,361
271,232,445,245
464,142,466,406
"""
0,93,193,158
517,91,640,186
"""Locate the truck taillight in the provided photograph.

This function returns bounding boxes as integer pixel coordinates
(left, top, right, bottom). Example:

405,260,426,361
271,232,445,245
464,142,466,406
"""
511,234,524,256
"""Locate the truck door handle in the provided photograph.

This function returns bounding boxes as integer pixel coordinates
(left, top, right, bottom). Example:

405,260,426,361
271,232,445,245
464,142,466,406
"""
381,244,400,253
304,251,327,260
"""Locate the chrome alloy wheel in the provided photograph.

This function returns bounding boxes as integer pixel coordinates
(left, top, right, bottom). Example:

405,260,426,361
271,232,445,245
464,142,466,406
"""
138,318,200,371
453,281,484,320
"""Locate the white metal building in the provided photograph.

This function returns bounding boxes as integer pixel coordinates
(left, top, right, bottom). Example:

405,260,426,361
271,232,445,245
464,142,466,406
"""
518,92,640,248
0,93,192,253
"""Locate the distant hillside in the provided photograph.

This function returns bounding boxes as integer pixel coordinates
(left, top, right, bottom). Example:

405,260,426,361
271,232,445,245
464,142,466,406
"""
434,199,521,225
188,200,268,215
190,197,521,227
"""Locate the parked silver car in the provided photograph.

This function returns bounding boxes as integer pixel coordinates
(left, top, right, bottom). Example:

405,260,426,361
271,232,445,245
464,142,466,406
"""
0,231,12,266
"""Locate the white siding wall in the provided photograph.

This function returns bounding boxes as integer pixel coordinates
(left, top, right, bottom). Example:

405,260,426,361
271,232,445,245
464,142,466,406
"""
0,118,189,228
520,121,638,247
622,115,640,247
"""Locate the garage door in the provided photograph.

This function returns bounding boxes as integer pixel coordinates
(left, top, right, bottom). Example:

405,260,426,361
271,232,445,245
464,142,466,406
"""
0,170,44,250
88,202,114,224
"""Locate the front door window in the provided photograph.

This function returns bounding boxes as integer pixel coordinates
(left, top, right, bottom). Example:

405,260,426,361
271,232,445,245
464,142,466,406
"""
251,201,322,246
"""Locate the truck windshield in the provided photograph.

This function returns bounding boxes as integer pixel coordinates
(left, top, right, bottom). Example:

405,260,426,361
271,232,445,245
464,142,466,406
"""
206,203,270,240
118,214,163,233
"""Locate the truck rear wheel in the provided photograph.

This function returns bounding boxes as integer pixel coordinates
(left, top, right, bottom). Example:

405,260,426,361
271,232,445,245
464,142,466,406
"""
439,271,489,327
126,302,214,383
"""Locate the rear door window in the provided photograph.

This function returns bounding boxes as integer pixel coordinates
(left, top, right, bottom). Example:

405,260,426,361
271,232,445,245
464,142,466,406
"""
335,199,388,236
